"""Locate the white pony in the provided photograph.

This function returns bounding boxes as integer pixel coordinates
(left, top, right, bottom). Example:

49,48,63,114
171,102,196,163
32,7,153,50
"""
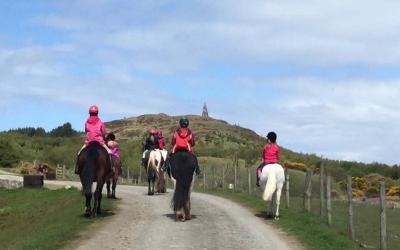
147,149,166,194
259,163,285,219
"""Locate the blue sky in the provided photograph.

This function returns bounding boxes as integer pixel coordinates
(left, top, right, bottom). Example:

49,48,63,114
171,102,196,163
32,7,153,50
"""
1,0,400,165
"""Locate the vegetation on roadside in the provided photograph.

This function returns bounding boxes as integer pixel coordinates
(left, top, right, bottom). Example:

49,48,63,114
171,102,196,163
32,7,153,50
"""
0,187,114,250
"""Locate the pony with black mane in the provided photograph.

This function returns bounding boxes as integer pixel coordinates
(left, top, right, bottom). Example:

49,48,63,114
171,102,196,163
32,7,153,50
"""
169,150,196,222
77,141,111,217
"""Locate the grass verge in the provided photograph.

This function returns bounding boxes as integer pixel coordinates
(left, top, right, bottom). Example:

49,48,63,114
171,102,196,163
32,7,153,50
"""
206,190,361,250
0,187,115,250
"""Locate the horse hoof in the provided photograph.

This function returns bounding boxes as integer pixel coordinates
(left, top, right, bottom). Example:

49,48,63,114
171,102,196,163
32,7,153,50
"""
274,216,280,220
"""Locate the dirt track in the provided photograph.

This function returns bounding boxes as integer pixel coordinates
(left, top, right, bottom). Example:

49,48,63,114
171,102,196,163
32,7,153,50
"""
47,181,301,250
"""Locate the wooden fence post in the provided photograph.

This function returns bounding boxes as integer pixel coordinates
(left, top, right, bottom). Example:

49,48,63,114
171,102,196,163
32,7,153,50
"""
203,166,206,192
326,176,332,226
247,166,251,195
139,165,142,184
380,181,387,250
234,162,237,192
222,165,225,193
304,169,313,212
347,176,355,241
62,164,66,179
320,162,325,217
285,172,290,209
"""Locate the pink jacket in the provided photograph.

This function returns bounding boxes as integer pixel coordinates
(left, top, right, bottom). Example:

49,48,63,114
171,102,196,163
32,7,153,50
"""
263,143,279,164
84,116,106,144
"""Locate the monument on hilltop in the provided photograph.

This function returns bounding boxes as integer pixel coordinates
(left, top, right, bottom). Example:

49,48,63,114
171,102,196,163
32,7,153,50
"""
202,103,209,119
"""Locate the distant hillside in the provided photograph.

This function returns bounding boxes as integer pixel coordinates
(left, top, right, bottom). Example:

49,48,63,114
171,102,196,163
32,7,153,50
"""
106,113,262,143
1,114,399,181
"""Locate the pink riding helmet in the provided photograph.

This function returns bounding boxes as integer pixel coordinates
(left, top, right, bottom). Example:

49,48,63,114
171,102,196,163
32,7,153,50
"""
89,105,99,114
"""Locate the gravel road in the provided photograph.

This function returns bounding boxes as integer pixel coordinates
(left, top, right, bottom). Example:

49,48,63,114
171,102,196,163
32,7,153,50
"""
46,181,301,250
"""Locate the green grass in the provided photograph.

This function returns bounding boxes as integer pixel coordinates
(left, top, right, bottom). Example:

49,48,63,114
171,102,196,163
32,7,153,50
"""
0,187,115,250
205,190,361,250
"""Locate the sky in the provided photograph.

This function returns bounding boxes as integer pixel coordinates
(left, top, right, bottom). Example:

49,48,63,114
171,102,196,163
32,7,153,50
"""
1,0,400,165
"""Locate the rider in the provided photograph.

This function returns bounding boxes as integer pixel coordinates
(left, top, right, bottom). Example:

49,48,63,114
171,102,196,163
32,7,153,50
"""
141,128,160,167
156,129,165,149
256,131,279,186
74,105,111,174
163,117,201,176
105,132,120,159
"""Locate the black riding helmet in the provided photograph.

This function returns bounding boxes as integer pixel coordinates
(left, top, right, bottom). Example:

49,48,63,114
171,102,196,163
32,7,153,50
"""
179,117,189,128
105,132,116,141
267,131,277,143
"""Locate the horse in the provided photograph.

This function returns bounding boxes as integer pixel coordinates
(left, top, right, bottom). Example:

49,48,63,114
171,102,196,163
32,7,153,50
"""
146,149,166,195
77,141,111,217
106,155,121,199
169,150,196,222
259,163,285,220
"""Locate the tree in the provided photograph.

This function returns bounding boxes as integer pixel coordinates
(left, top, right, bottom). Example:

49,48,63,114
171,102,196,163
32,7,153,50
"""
0,139,21,167
49,122,78,137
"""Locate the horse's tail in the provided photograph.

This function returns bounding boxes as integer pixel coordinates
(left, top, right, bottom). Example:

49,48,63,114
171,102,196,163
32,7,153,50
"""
262,168,277,201
81,145,98,196
171,152,195,211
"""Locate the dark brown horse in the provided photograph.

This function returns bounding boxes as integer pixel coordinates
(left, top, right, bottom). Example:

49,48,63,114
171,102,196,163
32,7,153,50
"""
106,155,121,199
169,150,196,221
78,141,111,217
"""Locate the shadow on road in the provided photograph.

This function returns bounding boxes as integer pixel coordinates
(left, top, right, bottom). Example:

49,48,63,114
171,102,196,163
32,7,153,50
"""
79,210,115,219
254,211,280,220
163,213,198,221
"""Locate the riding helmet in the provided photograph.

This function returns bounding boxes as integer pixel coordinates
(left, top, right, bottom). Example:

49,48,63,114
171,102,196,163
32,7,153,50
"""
179,117,189,128
106,132,115,141
89,105,99,115
267,131,277,143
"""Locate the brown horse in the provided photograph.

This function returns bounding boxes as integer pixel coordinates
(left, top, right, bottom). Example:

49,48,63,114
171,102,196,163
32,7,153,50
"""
169,150,196,222
106,155,121,199
78,141,111,217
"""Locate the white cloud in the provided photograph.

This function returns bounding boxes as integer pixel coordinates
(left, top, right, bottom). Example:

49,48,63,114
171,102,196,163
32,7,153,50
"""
33,0,400,72
216,78,400,165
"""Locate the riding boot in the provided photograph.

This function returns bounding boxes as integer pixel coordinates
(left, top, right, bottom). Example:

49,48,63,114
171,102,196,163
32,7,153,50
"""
74,155,80,175
193,154,201,176
141,158,146,168
255,163,264,187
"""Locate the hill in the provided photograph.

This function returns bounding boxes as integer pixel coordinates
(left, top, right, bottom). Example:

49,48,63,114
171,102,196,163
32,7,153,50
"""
1,113,399,182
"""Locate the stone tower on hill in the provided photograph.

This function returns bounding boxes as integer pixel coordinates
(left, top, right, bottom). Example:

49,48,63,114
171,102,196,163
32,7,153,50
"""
202,103,209,118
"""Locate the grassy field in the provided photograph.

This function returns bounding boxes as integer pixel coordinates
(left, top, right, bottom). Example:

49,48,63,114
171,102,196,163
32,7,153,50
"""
0,187,115,250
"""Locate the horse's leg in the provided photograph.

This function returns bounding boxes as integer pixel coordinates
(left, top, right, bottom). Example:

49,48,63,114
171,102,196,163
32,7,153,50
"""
151,177,155,195
148,178,152,195
112,175,117,198
106,178,111,198
275,186,283,220
93,177,106,216
184,199,191,220
85,193,92,217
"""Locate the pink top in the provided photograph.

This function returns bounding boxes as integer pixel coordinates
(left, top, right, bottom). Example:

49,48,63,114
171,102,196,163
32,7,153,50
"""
84,115,106,144
110,146,120,158
263,143,279,164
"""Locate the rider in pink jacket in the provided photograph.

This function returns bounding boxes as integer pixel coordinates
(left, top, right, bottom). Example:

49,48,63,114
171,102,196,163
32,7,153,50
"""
75,105,111,174
256,131,279,186
84,107,107,145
